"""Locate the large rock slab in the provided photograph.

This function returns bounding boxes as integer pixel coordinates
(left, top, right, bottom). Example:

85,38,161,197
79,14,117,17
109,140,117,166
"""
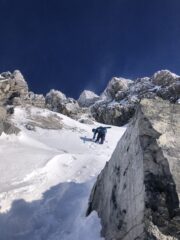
87,98,180,239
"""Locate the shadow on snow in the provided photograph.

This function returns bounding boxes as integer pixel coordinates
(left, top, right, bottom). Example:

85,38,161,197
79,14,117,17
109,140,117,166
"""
0,180,102,240
80,136,94,143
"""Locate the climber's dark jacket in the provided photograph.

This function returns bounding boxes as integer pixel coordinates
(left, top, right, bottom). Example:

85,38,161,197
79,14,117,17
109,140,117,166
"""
92,126,111,144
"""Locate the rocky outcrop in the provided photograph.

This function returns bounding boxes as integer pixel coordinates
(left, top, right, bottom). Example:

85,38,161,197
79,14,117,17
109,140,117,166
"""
101,77,133,100
87,98,180,240
58,98,80,118
91,100,135,126
0,106,20,135
78,90,100,107
0,70,45,109
45,89,79,118
151,70,179,86
0,70,93,123
45,89,91,120
43,70,180,126
0,107,7,134
0,69,179,127
91,70,180,126
24,107,63,130
27,92,45,108
45,89,66,110
0,70,28,104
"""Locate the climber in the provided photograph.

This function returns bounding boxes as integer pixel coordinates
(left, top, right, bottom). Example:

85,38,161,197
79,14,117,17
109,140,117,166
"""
92,126,111,144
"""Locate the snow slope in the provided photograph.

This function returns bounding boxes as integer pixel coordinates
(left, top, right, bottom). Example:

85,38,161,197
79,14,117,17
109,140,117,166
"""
0,106,126,240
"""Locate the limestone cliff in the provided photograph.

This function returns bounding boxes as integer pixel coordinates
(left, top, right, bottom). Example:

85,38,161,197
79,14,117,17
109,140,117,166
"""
87,98,180,240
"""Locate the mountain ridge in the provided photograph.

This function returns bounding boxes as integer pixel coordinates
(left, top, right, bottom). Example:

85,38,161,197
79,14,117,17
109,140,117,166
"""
0,69,179,128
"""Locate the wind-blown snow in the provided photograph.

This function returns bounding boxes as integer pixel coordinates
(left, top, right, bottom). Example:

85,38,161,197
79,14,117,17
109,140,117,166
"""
0,106,126,240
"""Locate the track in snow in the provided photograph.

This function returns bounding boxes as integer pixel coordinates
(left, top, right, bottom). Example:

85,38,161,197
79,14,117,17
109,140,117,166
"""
0,106,126,240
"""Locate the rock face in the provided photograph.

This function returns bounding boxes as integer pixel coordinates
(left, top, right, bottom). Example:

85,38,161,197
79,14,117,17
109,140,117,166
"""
45,89,90,120
78,90,100,107
91,101,135,126
45,89,80,117
152,70,179,86
0,70,46,135
0,70,28,104
87,98,180,240
0,70,93,127
0,106,20,135
91,70,180,126
27,92,45,108
45,89,66,110
101,77,133,100
0,70,45,108
0,107,7,134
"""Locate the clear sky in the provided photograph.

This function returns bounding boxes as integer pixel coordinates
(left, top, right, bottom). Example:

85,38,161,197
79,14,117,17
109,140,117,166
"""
0,0,180,98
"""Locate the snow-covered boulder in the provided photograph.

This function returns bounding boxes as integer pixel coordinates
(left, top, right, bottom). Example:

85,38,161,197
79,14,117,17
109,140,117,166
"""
78,90,99,107
87,98,180,240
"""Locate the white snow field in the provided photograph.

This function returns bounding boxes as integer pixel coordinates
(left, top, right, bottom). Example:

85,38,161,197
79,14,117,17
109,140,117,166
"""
0,106,126,240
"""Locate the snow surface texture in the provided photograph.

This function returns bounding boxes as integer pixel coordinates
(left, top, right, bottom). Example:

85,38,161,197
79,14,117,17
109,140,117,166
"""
0,106,126,240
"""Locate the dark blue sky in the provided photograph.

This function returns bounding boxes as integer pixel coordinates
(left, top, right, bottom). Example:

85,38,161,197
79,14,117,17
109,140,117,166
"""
0,0,180,98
